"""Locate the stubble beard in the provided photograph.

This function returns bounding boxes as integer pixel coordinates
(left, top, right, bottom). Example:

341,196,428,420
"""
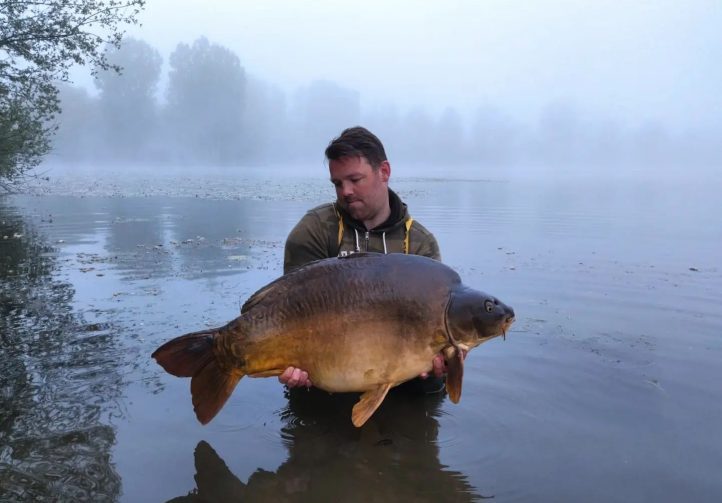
342,199,367,221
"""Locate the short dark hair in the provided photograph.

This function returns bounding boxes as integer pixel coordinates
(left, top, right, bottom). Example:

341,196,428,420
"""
325,126,388,169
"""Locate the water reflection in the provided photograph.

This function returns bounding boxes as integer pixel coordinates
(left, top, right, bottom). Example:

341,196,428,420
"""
0,201,122,501
169,389,485,502
6,174,721,501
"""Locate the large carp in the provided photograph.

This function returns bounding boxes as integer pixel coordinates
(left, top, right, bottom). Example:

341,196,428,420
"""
152,253,515,427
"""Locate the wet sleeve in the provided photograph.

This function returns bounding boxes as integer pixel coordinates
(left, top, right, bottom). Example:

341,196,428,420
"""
283,212,331,274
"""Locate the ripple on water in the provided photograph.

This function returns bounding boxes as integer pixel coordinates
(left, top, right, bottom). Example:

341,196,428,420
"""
204,398,270,434
0,205,126,502
432,408,464,450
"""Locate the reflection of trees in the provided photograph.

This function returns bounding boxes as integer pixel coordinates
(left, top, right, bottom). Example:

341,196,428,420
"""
0,201,122,501
168,389,484,502
103,197,176,280
164,198,268,281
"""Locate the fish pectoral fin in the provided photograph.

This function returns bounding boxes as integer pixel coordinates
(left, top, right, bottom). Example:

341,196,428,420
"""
351,383,393,427
445,347,465,404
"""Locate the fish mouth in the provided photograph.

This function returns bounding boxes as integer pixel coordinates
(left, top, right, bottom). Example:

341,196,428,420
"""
501,316,515,341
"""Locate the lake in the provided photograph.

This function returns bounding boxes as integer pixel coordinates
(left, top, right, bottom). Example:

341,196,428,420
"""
1,164,721,502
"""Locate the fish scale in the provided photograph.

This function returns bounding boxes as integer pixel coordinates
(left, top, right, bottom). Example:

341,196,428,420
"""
153,252,515,427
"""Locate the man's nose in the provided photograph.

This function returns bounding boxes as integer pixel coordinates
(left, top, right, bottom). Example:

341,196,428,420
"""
340,181,354,197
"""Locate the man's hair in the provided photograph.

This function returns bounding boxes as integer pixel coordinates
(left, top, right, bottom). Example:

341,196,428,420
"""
325,126,388,169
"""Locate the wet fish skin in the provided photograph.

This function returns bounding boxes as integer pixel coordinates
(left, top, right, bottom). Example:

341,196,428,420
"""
152,253,515,426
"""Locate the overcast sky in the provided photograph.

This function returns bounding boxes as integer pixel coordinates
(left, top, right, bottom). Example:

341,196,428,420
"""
91,0,722,133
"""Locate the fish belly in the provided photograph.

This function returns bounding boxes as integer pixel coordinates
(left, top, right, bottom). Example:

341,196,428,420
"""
295,322,440,393
237,280,449,392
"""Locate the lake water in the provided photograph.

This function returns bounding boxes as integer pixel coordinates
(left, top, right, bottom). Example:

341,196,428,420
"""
1,165,721,502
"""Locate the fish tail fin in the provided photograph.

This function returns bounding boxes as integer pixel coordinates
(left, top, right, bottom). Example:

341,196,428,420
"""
152,328,245,424
152,330,217,377
191,359,243,424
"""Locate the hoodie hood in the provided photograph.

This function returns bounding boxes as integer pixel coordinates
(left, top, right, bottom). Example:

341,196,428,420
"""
335,188,409,233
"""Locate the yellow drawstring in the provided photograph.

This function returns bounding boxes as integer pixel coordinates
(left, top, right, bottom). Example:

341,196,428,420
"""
336,208,414,254
404,218,414,254
335,205,345,247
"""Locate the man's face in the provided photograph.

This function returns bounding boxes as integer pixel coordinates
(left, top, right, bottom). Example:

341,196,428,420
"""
329,156,390,224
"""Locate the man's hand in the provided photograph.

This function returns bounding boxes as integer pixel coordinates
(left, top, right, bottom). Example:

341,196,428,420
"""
419,353,446,379
279,366,313,388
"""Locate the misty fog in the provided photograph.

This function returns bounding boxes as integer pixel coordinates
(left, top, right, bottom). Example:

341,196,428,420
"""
5,3,722,501
49,1,722,178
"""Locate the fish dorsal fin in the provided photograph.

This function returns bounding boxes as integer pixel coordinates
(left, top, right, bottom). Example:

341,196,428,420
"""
240,270,295,313
351,383,393,427
241,283,275,313
445,347,465,403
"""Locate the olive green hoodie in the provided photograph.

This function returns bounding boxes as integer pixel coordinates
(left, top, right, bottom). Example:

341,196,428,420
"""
284,189,441,274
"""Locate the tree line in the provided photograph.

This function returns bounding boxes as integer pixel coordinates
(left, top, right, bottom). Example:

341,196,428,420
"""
3,0,718,186
52,36,721,171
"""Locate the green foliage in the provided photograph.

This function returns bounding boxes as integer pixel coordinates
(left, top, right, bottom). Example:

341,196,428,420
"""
0,0,146,186
0,80,54,188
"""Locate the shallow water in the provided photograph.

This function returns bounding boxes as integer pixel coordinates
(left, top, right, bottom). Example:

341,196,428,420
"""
1,166,721,502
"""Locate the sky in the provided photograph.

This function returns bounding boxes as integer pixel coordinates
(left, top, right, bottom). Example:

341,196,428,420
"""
93,0,722,134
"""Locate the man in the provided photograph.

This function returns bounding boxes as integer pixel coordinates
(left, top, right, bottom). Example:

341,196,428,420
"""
280,126,445,391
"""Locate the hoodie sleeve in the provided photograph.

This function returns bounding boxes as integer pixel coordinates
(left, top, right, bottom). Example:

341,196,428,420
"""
283,210,332,274
409,221,442,261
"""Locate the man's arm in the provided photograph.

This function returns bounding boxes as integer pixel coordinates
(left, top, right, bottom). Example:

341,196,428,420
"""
281,210,333,388
408,221,441,261
283,211,331,275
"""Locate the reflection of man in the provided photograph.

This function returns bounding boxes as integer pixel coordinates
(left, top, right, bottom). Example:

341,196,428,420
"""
168,390,482,502
279,126,445,391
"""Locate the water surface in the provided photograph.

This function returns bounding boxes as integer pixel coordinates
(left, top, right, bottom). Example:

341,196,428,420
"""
1,166,721,501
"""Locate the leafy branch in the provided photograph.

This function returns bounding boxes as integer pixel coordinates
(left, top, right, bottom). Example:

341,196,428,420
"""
0,0,146,185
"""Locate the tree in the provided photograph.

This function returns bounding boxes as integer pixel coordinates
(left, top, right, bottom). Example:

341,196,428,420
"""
470,105,520,166
164,37,246,165
434,107,466,163
397,108,434,163
94,37,162,161
241,76,288,162
0,81,49,187
0,0,146,187
291,80,360,159
52,82,99,161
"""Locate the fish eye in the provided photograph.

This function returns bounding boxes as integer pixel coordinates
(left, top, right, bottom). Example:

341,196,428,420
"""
484,300,494,313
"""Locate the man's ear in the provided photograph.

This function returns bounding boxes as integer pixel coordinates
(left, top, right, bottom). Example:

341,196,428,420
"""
379,160,391,182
